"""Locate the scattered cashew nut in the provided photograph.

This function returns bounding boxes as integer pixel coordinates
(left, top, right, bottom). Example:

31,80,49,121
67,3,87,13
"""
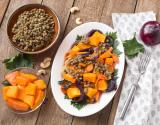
70,6,80,14
43,57,51,63
40,57,52,69
37,69,47,76
76,18,82,25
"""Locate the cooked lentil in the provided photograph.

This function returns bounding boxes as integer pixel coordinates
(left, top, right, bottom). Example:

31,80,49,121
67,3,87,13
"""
12,8,55,52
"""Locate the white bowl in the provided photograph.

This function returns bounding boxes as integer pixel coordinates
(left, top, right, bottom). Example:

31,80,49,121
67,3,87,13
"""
51,22,125,117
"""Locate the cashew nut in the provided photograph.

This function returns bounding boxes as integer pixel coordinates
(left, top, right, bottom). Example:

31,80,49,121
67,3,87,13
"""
70,6,80,14
40,57,52,69
37,69,46,76
76,18,82,25
43,57,51,63
40,61,51,69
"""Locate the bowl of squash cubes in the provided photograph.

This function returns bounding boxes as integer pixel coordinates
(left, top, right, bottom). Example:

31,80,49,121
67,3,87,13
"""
2,67,47,114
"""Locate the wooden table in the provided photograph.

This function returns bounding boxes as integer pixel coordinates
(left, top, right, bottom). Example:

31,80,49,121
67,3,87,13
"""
0,0,159,125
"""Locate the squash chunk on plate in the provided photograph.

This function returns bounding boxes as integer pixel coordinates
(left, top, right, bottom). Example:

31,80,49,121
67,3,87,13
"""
67,87,81,99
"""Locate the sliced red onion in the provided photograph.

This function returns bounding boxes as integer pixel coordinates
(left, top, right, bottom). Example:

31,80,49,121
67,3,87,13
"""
87,29,103,37
107,79,117,92
74,81,85,103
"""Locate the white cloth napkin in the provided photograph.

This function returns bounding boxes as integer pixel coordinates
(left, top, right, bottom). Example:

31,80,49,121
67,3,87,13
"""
112,12,160,125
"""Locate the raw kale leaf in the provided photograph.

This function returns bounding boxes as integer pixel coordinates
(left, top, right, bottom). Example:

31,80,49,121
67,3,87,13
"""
3,53,33,70
123,35,144,59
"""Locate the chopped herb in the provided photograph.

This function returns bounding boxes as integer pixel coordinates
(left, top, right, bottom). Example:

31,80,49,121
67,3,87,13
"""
76,35,83,41
64,95,69,99
58,80,65,85
3,53,33,70
105,32,122,56
113,40,122,56
114,69,118,76
71,99,87,110
105,32,117,41
58,80,72,89
123,35,144,59
2,80,11,86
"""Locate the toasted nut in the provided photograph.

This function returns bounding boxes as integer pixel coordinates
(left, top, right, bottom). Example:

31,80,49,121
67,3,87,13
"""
40,61,51,69
43,57,52,63
70,6,80,14
76,18,82,25
37,69,46,76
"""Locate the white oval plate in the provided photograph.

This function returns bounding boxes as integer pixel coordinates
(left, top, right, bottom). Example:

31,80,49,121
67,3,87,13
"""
51,22,125,117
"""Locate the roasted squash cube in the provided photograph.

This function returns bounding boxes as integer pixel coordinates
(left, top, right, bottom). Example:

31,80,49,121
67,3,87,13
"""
32,89,45,109
2,86,9,100
6,86,19,99
15,76,29,86
71,45,80,52
86,88,97,98
83,73,97,83
89,32,106,46
105,58,113,65
63,74,76,83
76,43,90,50
25,83,37,96
5,71,20,86
23,95,34,108
34,80,47,90
97,80,108,91
7,98,29,111
20,72,37,82
17,87,25,101
67,87,81,99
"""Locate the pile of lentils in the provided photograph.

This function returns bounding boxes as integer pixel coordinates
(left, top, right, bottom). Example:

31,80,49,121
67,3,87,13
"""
12,8,55,52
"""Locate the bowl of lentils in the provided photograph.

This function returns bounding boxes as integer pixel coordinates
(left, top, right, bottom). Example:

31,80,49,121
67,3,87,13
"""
7,4,60,54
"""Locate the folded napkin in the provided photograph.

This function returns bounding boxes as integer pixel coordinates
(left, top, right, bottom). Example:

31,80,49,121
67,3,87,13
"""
112,12,160,125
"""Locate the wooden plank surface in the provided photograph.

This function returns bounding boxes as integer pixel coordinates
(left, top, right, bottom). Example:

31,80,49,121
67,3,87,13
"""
0,1,43,125
0,0,10,26
35,0,75,125
0,0,159,125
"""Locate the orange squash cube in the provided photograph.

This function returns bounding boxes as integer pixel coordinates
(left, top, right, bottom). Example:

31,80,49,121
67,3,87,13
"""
2,86,9,100
105,58,114,65
34,80,47,90
32,89,45,109
86,88,97,98
83,73,97,83
25,83,37,96
5,71,20,86
15,76,29,86
63,74,76,83
7,98,30,111
67,87,81,99
89,32,106,46
99,51,112,59
6,86,19,99
20,72,37,82
23,95,34,108
17,87,25,101
97,80,108,91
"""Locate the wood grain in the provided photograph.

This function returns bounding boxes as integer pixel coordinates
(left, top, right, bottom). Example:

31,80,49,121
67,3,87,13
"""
0,1,43,125
0,0,10,26
35,0,75,125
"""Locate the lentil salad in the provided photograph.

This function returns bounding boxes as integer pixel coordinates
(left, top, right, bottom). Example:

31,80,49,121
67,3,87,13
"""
58,30,121,109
